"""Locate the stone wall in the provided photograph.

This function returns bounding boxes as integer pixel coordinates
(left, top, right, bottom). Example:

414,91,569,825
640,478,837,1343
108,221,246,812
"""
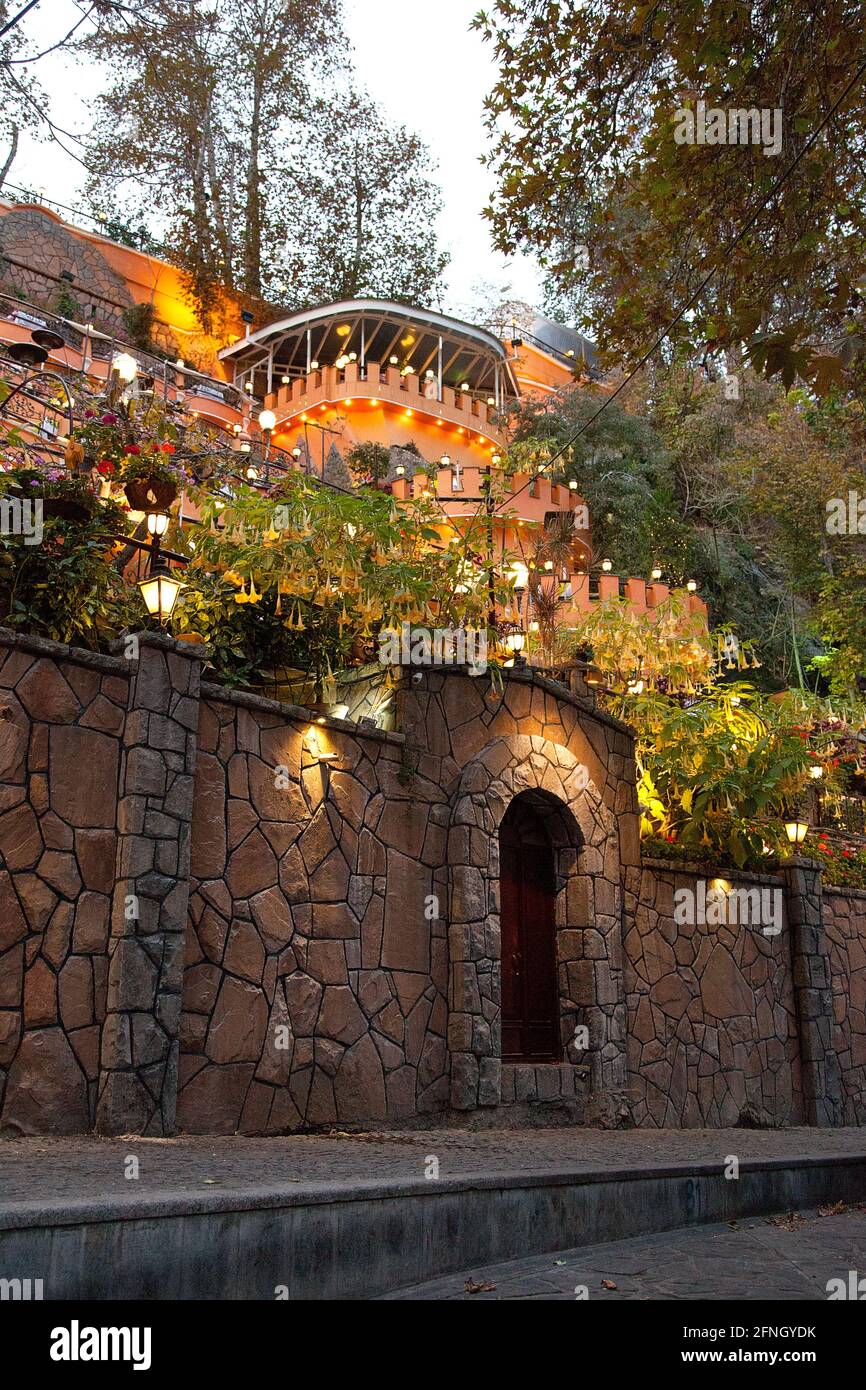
3,625,866,1137
624,862,804,1128
826,887,866,1125
176,666,638,1132
177,685,449,1133
0,633,129,1133
0,205,133,332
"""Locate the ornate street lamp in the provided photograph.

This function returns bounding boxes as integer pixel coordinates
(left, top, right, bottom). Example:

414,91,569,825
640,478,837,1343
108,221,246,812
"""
504,628,527,666
111,352,138,384
784,819,809,847
138,562,182,627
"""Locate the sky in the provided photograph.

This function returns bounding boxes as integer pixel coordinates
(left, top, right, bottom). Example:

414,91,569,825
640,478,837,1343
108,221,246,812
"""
5,0,543,316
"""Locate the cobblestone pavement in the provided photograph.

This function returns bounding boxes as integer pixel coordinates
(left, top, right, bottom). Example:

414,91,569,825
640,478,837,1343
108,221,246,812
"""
1,1126,865,1210
382,1207,866,1300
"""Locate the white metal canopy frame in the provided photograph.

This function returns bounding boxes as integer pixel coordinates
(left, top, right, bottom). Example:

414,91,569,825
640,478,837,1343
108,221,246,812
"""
218,299,521,405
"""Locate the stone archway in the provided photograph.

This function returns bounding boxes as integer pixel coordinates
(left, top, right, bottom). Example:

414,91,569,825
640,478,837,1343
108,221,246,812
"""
447,733,625,1110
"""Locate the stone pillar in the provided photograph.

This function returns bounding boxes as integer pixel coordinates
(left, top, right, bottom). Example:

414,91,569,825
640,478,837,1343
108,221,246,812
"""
447,764,501,1111
96,633,203,1136
783,858,842,1127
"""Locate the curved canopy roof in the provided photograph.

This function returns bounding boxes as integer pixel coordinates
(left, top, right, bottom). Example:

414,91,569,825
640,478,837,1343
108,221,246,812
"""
219,298,520,399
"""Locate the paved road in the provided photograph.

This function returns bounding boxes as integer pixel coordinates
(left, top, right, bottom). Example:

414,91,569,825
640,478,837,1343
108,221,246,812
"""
1,1127,865,1209
382,1206,866,1300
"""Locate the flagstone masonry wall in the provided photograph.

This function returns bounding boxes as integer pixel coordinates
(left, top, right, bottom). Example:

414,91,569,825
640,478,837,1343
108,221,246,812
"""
825,886,866,1125
175,665,638,1133
624,862,805,1128
1,624,865,1137
0,633,129,1133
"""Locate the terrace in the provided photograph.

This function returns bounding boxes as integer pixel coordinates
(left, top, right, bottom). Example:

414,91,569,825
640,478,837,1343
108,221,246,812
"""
220,299,520,406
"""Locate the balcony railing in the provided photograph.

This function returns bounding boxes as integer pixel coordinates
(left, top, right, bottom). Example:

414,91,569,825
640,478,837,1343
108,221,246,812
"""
267,361,507,443
0,290,246,416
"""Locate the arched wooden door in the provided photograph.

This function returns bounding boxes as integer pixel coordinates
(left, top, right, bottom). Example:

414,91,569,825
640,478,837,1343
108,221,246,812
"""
500,796,560,1061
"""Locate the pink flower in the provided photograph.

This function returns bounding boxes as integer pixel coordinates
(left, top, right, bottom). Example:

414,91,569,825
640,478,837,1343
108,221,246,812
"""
101,412,118,425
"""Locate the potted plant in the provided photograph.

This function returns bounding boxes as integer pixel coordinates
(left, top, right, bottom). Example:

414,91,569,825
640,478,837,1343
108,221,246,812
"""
0,467,103,524
72,409,127,475
71,405,182,508
121,446,180,509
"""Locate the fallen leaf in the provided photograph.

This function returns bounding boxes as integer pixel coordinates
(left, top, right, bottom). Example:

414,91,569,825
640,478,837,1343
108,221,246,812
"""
765,1211,804,1231
818,1201,847,1217
465,1278,496,1294
601,1279,618,1291
554,1260,567,1267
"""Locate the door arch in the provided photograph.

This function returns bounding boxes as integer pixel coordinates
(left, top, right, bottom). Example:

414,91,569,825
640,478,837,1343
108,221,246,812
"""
500,794,560,1061
447,733,627,1111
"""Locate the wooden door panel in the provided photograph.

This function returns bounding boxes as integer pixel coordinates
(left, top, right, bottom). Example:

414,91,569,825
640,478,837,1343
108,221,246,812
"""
500,801,561,1062
500,844,523,1058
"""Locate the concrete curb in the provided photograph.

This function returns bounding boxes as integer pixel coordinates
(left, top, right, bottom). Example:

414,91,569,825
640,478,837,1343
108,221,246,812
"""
1,1152,865,1299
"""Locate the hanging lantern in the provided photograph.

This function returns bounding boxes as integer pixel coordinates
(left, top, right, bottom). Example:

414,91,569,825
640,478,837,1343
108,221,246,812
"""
138,564,182,626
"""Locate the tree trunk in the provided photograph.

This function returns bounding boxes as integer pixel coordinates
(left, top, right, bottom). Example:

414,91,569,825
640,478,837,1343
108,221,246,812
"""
0,125,19,188
206,125,233,287
243,56,264,298
350,146,364,297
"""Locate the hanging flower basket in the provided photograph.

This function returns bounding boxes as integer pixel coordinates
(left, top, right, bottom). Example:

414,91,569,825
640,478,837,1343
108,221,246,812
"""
3,476,102,527
124,476,179,510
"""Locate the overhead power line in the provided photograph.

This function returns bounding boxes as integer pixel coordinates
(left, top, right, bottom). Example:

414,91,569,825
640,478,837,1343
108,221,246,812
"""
0,0,41,41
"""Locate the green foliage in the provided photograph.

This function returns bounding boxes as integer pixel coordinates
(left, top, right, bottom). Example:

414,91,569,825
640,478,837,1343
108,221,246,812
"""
815,555,866,693
189,473,510,696
121,301,158,352
0,510,139,649
278,89,450,308
503,381,684,577
567,592,716,693
79,4,448,321
54,283,82,320
70,393,231,492
475,1,866,393
345,441,391,489
0,467,128,523
604,674,866,868
103,218,161,255
172,570,330,692
613,683,814,867
643,371,866,691
804,832,866,889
